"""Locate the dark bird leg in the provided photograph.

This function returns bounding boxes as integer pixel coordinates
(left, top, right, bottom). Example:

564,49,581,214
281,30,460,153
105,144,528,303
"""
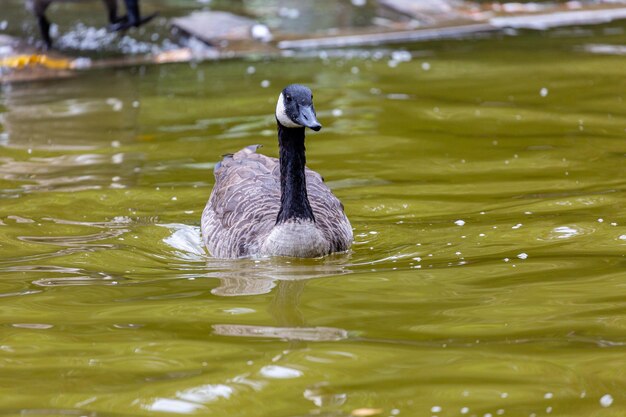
101,0,121,24
125,0,141,26
33,0,53,49
108,0,157,32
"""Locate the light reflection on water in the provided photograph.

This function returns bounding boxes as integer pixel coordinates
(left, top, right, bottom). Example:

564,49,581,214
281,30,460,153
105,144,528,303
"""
1,25,626,417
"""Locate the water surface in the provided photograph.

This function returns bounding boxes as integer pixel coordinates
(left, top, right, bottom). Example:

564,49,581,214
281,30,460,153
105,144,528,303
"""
1,26,626,417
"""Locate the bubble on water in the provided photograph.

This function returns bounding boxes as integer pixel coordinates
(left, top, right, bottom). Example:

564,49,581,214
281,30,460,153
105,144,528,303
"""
352,0,366,6
0,21,7,30
246,66,256,75
260,365,302,379
552,226,579,239
512,224,522,229
503,258,510,262
390,409,400,416
544,392,553,399
517,253,528,260
261,80,270,88
497,410,505,415
106,98,123,112
72,57,92,69
546,406,552,413
251,24,272,42
391,50,412,62
332,108,343,117
178,384,234,403
540,87,548,97
148,398,206,413
12,323,53,329
600,394,613,407
460,407,469,414
501,393,509,399
422,62,431,71
351,66,360,74
431,406,442,413
455,220,465,226
598,218,604,223
619,235,626,240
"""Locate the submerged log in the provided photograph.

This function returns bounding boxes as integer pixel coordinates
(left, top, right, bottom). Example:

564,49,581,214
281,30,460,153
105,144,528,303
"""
278,23,497,49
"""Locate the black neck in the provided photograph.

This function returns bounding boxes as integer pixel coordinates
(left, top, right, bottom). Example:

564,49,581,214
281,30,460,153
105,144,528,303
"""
276,122,315,224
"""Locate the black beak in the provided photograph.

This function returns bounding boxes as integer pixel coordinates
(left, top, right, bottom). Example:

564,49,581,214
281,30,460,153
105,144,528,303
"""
296,105,322,131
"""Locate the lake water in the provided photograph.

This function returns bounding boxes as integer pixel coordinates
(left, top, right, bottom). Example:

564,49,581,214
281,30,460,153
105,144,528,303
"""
1,24,626,417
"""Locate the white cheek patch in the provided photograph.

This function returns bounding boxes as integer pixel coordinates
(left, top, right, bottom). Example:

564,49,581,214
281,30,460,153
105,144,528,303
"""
276,93,302,128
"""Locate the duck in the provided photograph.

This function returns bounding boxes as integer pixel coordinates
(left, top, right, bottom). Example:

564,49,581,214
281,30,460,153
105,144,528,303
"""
201,84,353,259
30,0,157,49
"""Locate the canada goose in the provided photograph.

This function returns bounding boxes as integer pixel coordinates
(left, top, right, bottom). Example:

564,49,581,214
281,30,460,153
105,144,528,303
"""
30,0,157,49
201,85,353,259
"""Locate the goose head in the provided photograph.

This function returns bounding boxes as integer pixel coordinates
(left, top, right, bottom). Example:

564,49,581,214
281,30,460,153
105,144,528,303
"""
275,84,322,131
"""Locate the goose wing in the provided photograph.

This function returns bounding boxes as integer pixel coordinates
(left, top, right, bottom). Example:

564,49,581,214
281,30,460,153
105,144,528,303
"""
305,169,353,253
202,145,280,258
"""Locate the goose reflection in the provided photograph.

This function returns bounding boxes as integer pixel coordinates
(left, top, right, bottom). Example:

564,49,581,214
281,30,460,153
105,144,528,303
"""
208,259,352,343
161,223,353,342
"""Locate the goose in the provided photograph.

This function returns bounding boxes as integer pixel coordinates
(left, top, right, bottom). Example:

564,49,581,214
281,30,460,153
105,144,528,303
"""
201,84,353,259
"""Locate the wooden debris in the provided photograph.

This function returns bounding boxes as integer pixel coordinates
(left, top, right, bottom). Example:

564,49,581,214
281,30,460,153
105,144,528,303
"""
491,7,626,30
379,0,470,24
170,11,272,45
278,24,497,49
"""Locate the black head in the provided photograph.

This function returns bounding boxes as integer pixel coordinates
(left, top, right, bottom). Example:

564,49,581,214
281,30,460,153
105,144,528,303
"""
275,84,322,131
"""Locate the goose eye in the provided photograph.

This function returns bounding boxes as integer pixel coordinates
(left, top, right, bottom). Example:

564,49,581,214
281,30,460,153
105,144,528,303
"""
285,95,292,102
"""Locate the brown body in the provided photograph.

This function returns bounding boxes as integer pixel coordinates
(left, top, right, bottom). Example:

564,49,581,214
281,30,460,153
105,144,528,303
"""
201,145,353,259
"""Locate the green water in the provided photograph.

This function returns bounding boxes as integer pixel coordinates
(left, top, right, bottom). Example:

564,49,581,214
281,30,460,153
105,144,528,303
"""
1,27,626,417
